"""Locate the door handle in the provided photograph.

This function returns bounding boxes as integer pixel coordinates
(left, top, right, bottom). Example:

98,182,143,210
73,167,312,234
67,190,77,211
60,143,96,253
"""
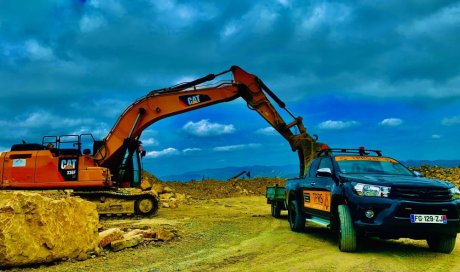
310,182,316,186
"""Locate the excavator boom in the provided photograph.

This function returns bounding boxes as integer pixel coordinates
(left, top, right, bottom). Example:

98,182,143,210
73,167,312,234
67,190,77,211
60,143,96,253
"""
97,66,320,179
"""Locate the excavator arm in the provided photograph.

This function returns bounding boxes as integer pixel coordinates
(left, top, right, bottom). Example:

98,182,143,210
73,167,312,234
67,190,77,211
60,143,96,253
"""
95,66,321,179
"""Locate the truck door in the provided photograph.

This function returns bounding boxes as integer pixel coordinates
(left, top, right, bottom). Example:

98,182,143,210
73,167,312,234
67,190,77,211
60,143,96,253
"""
303,157,334,219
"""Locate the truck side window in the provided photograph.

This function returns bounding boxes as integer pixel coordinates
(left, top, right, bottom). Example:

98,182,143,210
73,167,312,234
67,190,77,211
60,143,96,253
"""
308,159,320,177
319,157,333,171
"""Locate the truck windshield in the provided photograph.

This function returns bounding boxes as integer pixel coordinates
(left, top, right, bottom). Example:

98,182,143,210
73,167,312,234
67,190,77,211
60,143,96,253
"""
336,156,413,176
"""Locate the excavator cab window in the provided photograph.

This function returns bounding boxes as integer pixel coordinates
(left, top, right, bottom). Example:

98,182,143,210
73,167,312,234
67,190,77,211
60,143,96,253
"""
58,135,80,156
116,139,142,188
80,134,96,156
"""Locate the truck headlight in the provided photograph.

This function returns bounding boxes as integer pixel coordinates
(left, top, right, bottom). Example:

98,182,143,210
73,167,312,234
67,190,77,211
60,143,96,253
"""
450,186,460,200
353,183,391,197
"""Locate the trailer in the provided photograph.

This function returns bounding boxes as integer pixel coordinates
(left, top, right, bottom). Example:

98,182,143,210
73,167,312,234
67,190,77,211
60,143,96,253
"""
265,184,287,218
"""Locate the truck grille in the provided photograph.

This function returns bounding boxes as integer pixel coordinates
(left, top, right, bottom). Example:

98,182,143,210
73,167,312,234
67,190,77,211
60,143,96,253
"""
390,187,452,202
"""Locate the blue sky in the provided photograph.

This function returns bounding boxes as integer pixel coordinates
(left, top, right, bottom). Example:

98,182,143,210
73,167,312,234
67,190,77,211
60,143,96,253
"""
1,0,460,177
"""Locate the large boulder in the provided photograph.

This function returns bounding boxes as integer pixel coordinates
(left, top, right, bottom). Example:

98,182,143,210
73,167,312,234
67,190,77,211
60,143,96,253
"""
0,191,99,267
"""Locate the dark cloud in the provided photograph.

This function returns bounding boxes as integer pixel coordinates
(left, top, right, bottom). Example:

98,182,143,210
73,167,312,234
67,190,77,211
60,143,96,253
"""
1,0,460,172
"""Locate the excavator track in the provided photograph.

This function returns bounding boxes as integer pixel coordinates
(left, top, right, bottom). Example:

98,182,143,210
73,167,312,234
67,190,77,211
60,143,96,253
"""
72,189,160,217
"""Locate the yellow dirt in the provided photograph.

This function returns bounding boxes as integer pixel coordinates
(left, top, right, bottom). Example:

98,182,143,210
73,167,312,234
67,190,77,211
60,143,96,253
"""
11,196,460,272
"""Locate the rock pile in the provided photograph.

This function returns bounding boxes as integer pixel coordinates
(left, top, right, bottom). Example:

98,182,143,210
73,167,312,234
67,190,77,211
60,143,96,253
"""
411,166,460,187
0,191,99,267
150,177,287,201
98,227,176,252
140,179,189,208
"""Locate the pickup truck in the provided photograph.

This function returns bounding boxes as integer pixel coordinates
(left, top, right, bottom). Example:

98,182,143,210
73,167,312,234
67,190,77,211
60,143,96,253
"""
274,147,460,253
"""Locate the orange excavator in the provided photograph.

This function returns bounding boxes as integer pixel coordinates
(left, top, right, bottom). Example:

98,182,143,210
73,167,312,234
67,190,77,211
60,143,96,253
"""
0,66,321,216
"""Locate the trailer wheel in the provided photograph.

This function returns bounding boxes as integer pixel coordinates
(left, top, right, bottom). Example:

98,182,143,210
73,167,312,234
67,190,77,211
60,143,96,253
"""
337,204,357,252
271,202,281,218
288,201,305,232
427,235,457,254
134,195,159,217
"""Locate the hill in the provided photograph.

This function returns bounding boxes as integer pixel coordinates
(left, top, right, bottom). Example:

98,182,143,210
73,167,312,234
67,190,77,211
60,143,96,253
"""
158,164,299,181
157,160,460,182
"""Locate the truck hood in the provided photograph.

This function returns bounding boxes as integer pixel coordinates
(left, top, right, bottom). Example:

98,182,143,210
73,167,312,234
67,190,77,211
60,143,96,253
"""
339,174,454,189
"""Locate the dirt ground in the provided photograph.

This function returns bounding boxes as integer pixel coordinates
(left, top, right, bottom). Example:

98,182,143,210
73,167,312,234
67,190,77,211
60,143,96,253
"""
7,194,460,272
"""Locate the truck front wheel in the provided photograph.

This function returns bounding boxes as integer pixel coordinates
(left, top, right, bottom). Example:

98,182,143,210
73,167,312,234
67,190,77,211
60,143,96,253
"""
337,204,357,252
427,235,457,254
288,201,305,232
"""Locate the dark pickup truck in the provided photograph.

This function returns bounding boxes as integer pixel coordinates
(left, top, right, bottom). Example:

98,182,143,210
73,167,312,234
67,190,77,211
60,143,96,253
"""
282,147,460,253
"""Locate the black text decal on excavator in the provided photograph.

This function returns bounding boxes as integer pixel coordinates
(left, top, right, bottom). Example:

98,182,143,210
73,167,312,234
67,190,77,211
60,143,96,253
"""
179,94,211,107
59,158,78,181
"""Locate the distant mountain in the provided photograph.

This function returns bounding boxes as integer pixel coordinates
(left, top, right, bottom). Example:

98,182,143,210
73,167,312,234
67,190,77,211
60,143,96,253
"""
401,160,460,168
159,164,299,182
158,160,460,182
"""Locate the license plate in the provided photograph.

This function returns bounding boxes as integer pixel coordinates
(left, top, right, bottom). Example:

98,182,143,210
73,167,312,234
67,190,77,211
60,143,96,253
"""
410,214,447,224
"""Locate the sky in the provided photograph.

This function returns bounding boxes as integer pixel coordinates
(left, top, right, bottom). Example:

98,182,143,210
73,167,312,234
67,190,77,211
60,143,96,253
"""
1,0,460,177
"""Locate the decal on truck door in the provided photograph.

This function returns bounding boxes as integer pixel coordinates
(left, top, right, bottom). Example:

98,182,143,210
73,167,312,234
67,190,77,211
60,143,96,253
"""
59,158,78,181
303,190,331,212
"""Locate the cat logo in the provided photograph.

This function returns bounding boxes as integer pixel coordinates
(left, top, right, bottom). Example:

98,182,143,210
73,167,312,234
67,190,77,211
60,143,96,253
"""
179,94,211,107
60,159,77,170
59,158,79,181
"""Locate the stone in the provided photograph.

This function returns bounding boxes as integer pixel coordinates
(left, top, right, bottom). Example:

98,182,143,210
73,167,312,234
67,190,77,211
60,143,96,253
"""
163,186,174,193
110,235,143,252
160,193,174,200
99,228,124,248
140,179,152,190
151,184,164,194
0,192,99,267
155,229,176,242
175,193,186,201
168,198,178,208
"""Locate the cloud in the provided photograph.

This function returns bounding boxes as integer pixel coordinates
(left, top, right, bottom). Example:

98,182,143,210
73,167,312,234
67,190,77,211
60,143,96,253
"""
431,134,441,139
379,118,403,127
298,2,352,33
145,147,180,158
399,3,460,38
141,138,159,146
441,116,460,126
213,143,261,152
182,120,235,137
317,120,359,130
183,147,201,153
0,111,94,130
256,127,277,136
24,40,54,61
79,15,106,32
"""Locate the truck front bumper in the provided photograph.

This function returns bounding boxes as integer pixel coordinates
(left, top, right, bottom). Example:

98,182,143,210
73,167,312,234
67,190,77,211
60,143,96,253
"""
348,194,460,239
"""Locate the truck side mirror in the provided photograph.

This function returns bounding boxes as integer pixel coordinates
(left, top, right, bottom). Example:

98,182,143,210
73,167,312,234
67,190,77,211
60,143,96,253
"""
413,171,424,177
140,150,146,158
316,168,332,177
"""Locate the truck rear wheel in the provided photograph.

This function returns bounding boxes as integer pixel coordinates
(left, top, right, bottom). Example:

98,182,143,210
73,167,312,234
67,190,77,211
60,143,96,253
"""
288,201,305,232
338,204,357,252
271,202,281,218
427,234,457,254
134,195,159,217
